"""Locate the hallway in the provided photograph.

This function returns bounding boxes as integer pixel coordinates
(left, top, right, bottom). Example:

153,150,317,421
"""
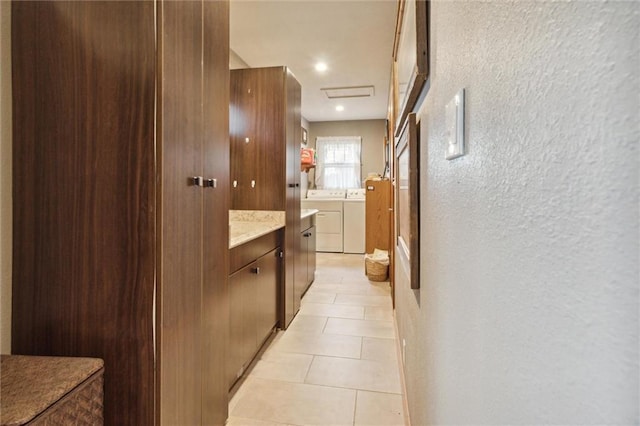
228,253,407,426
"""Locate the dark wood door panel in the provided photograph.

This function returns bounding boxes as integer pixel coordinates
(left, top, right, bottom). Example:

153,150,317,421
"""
256,249,279,344
230,67,286,210
158,1,203,424
228,266,247,387
11,2,156,425
307,226,317,286
202,0,230,423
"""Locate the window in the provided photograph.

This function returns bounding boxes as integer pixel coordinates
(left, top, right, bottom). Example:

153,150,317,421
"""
315,136,362,189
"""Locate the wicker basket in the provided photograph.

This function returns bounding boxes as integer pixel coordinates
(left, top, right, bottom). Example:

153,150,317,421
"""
365,257,388,281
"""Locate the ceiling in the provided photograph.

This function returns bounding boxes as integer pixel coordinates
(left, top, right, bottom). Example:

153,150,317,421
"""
229,0,398,123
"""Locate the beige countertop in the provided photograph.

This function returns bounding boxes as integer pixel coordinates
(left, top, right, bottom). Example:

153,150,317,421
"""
229,210,285,249
301,208,319,219
229,209,319,248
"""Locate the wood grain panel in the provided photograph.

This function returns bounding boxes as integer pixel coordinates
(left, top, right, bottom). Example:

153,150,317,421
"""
11,2,156,425
229,230,280,274
228,264,251,388
256,249,279,345
158,1,203,424
202,0,230,424
230,67,286,210
366,180,391,253
286,71,303,321
229,68,257,208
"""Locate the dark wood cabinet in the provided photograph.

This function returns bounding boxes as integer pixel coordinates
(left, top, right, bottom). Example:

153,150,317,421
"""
302,225,317,289
229,67,302,329
229,263,257,387
228,236,281,388
255,249,280,344
11,1,229,425
300,215,317,298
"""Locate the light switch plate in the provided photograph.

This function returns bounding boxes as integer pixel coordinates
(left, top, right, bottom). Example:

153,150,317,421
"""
445,89,465,160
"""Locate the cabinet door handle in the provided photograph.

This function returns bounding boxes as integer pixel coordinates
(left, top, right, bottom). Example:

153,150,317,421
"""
251,267,260,274
303,232,312,237
251,180,256,188
191,176,204,187
288,183,296,188
205,178,217,188
233,180,238,188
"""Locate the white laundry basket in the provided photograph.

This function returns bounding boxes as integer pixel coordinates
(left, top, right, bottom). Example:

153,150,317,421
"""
364,249,389,281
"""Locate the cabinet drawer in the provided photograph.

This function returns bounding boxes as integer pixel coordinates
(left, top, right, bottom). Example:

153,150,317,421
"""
230,230,281,273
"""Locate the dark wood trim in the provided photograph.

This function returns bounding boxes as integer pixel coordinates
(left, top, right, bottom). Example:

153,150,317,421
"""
395,113,420,289
201,0,230,424
395,0,429,137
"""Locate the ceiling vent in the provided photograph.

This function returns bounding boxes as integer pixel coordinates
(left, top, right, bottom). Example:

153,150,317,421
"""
321,85,375,99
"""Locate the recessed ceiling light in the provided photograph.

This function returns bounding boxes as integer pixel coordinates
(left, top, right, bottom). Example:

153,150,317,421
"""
315,62,328,72
335,105,344,112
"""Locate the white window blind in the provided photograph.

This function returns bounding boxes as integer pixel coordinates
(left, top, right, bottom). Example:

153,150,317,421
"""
315,136,362,189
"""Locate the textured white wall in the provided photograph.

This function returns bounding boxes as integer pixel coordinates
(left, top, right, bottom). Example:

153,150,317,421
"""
0,1,11,354
395,1,639,424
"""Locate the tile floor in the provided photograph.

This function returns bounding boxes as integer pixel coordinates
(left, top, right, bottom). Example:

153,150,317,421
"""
228,253,407,426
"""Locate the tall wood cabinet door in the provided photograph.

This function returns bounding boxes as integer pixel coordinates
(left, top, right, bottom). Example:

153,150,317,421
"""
253,67,286,211
286,71,303,318
230,67,286,210
202,0,230,423
11,3,156,425
230,69,257,209
158,2,204,424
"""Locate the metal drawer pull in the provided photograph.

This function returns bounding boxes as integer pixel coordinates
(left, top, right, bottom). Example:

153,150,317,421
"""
251,267,260,274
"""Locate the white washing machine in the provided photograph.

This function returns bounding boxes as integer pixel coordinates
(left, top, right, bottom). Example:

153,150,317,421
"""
343,189,366,254
302,190,346,252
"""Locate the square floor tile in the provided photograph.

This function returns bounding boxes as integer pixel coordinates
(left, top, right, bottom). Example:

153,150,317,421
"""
300,291,336,304
285,315,328,334
226,416,294,426
231,377,356,426
308,282,385,296
324,317,395,339
298,302,364,319
364,306,394,321
268,331,362,359
249,351,314,383
310,275,343,285
334,294,392,307
355,390,405,426
305,356,402,394
361,337,398,362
